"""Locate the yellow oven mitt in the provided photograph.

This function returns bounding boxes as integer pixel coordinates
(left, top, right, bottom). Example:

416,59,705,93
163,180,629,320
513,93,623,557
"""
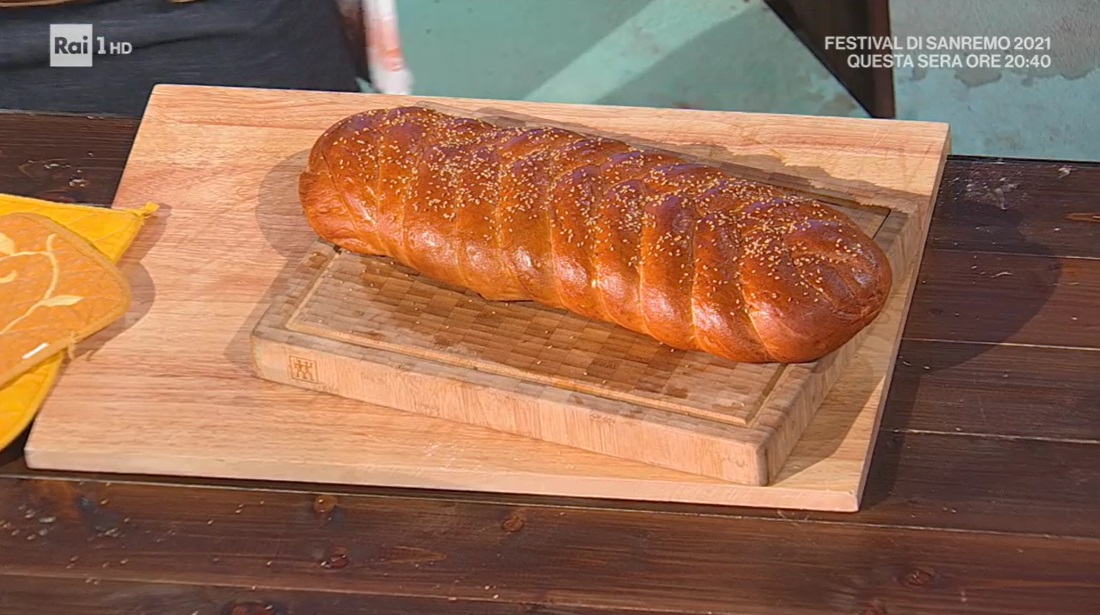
0,195,157,450
0,213,133,384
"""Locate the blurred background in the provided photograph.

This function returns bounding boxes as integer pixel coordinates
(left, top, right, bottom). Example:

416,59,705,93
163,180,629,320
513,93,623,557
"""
384,0,1097,161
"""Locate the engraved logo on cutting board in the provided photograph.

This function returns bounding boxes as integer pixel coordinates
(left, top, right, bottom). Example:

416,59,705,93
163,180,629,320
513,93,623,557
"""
289,356,319,384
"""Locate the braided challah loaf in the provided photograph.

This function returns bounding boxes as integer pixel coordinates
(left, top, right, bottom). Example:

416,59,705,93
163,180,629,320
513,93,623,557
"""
299,106,892,363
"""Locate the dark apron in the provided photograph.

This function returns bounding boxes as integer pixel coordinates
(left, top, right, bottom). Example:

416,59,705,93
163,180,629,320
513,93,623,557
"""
0,0,361,116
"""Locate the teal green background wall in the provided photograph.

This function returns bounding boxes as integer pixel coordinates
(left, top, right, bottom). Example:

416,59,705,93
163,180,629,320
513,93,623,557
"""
397,0,861,117
891,0,1100,161
386,0,1099,162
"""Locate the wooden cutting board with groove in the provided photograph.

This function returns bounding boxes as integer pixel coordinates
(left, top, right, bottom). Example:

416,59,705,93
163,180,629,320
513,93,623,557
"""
24,84,949,510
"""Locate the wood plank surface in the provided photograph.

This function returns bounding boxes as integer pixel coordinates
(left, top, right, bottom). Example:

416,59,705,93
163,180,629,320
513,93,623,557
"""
8,424,1100,539
929,157,1100,259
907,250,1100,348
1,476,1098,615
21,84,949,509
886,340,1100,441
2,109,1099,615
853,431,1100,537
0,575,583,615
0,113,136,205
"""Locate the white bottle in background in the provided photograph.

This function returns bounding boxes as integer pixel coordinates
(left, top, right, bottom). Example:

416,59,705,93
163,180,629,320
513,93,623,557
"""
363,0,413,95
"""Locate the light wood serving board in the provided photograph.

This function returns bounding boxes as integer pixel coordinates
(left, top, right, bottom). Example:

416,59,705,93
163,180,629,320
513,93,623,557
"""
24,85,949,511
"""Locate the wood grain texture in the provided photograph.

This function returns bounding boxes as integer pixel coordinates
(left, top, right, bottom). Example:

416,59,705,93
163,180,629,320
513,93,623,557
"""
8,426,1100,538
930,157,1100,259
885,340,1100,441
1,476,1097,615
0,113,136,205
21,84,948,509
0,575,584,615
853,431,1100,537
907,250,1099,349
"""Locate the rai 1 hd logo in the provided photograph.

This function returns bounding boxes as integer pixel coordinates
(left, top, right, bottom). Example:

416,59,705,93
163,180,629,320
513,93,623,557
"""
50,24,133,67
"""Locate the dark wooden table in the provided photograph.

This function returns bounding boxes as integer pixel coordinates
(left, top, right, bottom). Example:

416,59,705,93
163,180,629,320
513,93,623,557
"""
0,113,1097,615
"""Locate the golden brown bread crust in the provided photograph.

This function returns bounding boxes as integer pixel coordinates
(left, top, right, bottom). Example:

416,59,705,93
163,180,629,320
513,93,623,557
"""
299,106,892,363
